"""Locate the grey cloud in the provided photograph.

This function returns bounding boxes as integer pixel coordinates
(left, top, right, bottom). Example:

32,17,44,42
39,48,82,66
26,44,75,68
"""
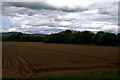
2,2,88,12
98,2,117,16
7,2,55,10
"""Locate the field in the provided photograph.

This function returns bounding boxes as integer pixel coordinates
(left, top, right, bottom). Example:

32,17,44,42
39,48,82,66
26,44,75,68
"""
0,34,12,37
2,42,119,78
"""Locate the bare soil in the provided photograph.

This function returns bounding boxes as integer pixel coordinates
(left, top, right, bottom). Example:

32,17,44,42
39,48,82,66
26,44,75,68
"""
2,42,119,78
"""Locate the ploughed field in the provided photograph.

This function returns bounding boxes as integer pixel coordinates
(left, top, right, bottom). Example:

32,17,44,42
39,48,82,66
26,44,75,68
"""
2,42,119,78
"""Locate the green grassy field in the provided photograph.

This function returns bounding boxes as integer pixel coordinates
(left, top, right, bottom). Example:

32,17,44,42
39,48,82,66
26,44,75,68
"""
2,71,120,80
41,71,120,79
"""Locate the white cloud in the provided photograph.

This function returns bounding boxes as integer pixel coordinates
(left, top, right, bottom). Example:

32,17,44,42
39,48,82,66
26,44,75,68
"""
47,0,91,11
8,28,16,31
59,21,72,26
38,25,70,30
38,26,53,29
22,25,32,28
101,25,118,33
84,10,98,14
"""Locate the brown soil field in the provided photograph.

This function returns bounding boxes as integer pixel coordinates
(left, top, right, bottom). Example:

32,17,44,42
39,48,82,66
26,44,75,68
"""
2,42,119,78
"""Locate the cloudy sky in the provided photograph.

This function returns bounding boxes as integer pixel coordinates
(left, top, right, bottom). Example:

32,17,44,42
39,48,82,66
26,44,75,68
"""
1,0,119,34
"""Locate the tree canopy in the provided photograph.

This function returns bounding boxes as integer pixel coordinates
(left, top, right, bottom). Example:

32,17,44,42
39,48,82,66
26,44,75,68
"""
2,30,120,46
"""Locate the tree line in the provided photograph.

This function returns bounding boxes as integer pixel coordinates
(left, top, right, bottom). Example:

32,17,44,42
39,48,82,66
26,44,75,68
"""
2,32,44,42
2,30,120,46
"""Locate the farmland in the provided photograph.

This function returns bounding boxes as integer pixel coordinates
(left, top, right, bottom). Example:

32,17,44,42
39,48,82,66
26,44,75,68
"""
2,42,119,78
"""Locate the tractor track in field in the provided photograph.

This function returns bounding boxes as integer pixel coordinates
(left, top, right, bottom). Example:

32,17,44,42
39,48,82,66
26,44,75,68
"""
3,53,118,77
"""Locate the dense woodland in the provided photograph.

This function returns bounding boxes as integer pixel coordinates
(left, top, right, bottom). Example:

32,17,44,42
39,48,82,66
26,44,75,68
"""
2,30,120,46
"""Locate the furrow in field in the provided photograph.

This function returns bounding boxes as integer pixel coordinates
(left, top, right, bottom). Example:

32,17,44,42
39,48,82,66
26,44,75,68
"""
33,65,117,73
2,57,6,67
7,56,14,66
6,56,11,67
13,55,32,76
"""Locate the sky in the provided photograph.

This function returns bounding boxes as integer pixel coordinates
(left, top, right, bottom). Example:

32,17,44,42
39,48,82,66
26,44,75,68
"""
1,0,119,34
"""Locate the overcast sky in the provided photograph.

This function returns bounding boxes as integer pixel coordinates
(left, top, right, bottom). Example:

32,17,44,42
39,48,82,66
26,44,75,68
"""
1,0,119,34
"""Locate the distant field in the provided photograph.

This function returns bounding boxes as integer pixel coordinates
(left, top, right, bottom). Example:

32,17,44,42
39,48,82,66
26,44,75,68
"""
2,42,119,78
0,34,12,37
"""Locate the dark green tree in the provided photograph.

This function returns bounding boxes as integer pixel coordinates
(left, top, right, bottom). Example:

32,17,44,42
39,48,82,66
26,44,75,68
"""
98,33,117,45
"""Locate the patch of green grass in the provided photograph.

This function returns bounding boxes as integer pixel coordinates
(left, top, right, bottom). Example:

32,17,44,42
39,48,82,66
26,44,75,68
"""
1,71,120,80
41,71,120,79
